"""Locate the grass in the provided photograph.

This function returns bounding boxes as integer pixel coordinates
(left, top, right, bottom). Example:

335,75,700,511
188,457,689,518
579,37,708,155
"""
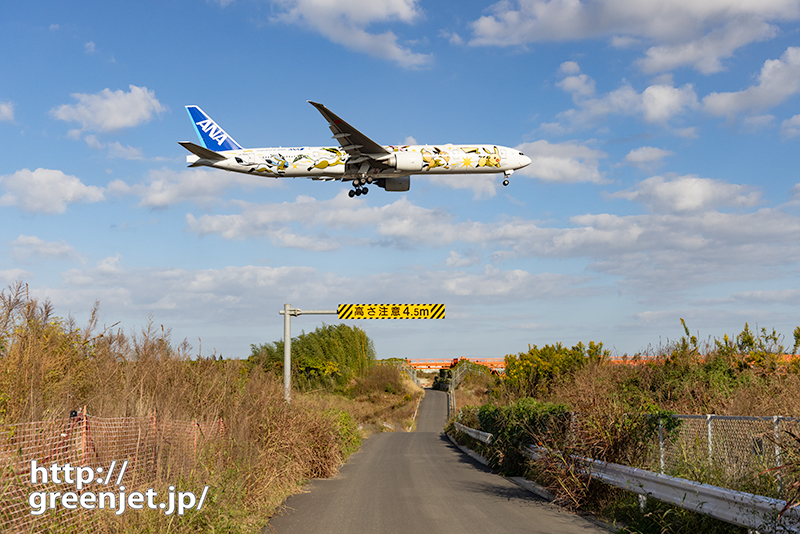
0,282,423,533
447,321,800,533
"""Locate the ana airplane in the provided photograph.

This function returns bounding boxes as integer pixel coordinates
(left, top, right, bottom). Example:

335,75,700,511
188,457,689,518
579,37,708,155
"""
180,101,531,198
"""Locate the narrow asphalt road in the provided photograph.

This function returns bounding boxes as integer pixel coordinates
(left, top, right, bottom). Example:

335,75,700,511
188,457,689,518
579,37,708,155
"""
267,389,608,533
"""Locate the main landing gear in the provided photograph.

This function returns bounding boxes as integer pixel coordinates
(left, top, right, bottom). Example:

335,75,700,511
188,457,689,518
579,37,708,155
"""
348,177,372,198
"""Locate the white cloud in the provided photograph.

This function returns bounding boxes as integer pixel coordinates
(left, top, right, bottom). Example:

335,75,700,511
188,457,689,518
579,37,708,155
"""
636,19,778,74
703,47,800,118
177,186,800,298
516,140,607,183
610,174,761,213
50,85,166,132
107,142,144,160
0,269,31,286
84,41,96,54
623,147,674,168
554,65,698,128
445,250,481,268
0,168,105,214
469,0,800,74
11,235,83,262
780,114,800,137
733,289,800,304
110,167,279,208
0,102,14,122
84,135,144,159
557,73,595,98
268,0,431,69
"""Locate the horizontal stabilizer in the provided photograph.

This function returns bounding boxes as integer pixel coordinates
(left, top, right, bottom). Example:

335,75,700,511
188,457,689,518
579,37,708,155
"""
179,141,227,161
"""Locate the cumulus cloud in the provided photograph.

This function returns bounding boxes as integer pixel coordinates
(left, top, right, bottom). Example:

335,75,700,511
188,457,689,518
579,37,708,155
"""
445,250,481,268
780,114,800,137
50,85,166,132
11,235,84,262
553,63,698,128
515,140,607,183
610,174,761,213
623,146,674,168
636,18,778,74
0,102,13,122
268,0,431,69
109,167,279,208
0,168,105,214
703,47,800,118
469,0,800,74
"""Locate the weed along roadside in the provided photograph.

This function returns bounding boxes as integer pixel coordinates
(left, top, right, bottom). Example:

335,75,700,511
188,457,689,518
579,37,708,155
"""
0,282,423,533
444,321,800,533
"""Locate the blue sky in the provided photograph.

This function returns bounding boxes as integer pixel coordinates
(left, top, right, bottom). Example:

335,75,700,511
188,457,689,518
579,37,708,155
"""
2,0,799,360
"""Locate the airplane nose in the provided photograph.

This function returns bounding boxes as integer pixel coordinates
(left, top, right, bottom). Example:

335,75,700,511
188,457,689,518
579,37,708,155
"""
519,153,532,168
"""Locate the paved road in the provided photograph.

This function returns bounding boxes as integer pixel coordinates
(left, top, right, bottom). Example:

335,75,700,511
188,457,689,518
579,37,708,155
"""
268,389,607,533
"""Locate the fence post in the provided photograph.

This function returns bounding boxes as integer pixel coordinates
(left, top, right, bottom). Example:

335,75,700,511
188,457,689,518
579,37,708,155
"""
774,415,783,496
658,419,665,474
706,414,713,461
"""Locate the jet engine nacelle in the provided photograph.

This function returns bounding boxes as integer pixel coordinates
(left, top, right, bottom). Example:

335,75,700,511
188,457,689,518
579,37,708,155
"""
384,151,423,172
377,177,410,192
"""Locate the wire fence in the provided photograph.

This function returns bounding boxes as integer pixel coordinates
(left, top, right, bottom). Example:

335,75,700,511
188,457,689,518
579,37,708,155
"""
649,414,800,499
0,409,226,533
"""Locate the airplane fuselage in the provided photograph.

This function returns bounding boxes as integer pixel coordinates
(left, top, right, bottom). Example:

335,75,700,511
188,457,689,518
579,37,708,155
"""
187,143,528,181
181,102,532,196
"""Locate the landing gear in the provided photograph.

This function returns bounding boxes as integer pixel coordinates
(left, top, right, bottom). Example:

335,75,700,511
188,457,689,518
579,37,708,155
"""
503,179,509,186
348,186,368,198
503,169,513,187
348,176,370,198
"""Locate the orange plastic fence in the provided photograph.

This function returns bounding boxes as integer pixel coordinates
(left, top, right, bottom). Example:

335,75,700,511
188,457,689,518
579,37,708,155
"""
0,409,225,533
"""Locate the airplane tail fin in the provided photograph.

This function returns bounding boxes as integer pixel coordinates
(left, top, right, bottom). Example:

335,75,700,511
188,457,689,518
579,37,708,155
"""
185,105,243,151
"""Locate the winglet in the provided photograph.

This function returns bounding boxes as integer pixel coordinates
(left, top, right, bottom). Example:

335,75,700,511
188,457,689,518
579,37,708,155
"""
185,106,242,151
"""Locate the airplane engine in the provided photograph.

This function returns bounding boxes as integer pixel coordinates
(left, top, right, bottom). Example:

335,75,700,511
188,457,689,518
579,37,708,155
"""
384,151,423,172
376,177,410,192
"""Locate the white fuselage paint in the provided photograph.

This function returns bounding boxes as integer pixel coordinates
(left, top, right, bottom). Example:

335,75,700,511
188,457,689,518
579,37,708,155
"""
188,144,530,180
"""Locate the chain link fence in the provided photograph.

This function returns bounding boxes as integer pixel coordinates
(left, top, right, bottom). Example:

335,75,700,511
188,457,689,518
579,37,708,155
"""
0,409,225,533
646,414,800,499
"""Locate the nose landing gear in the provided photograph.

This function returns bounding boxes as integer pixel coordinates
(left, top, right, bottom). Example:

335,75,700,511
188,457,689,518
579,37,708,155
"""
502,169,514,187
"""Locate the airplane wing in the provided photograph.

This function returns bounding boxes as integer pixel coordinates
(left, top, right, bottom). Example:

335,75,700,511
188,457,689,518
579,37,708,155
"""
307,101,390,165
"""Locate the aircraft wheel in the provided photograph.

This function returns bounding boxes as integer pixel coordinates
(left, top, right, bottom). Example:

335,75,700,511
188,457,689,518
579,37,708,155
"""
503,179,509,186
352,179,360,187
348,190,356,198
366,177,373,184
355,188,363,196
362,187,369,195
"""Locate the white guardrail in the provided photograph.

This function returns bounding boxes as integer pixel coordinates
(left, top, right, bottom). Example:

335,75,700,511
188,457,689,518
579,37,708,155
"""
452,421,800,533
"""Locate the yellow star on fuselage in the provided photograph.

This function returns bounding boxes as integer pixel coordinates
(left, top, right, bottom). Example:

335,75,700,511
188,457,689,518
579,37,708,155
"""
461,156,473,168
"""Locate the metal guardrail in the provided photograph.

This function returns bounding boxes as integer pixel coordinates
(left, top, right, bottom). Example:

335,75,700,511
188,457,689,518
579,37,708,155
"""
454,422,493,444
452,422,800,532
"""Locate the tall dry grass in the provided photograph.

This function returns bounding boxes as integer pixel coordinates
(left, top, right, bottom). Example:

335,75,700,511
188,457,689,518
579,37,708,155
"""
0,282,363,532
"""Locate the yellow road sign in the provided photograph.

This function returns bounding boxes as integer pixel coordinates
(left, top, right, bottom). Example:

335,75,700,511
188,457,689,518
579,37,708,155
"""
338,304,445,320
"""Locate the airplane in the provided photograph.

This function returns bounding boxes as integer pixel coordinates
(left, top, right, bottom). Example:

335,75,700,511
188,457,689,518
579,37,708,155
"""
180,101,532,198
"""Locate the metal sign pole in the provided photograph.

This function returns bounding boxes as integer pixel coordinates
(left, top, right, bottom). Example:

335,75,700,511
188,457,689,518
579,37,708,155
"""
283,304,291,403
279,305,337,404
